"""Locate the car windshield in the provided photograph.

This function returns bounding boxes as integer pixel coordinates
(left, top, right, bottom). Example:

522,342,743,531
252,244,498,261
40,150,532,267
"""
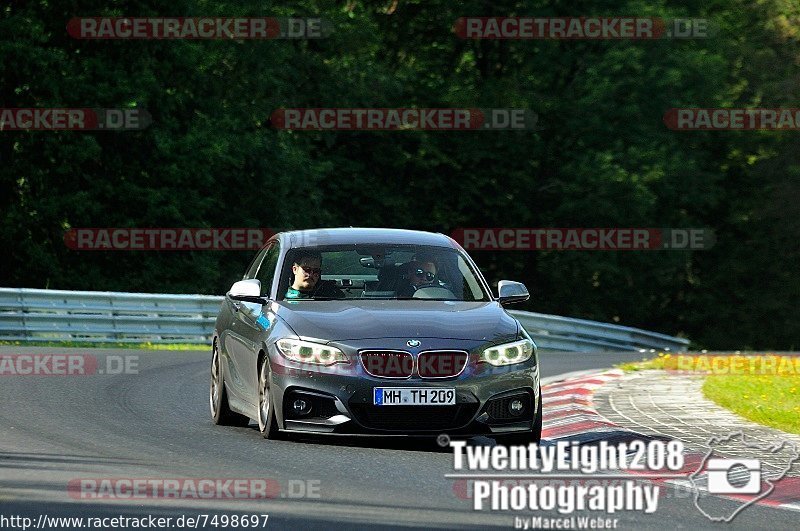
279,245,491,301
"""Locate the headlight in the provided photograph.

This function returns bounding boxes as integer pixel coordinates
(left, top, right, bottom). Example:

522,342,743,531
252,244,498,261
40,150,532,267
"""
276,338,347,366
479,338,534,366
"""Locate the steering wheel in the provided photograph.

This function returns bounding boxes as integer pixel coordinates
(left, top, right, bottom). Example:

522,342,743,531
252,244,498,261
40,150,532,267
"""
412,285,457,299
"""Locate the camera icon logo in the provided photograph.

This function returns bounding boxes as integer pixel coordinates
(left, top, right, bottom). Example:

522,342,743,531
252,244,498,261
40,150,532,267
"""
691,431,800,522
706,458,761,494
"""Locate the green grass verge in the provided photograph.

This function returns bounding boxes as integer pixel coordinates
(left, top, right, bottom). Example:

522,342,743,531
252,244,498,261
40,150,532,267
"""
0,340,208,350
703,374,800,435
618,354,800,435
616,353,669,372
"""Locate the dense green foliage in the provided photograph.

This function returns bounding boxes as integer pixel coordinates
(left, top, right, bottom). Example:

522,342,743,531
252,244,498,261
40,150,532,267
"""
2,1,799,348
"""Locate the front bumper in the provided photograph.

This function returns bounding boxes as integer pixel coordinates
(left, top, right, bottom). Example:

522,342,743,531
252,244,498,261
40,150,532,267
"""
268,337,540,436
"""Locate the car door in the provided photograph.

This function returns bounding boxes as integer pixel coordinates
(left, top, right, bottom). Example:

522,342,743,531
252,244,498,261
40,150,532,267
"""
230,241,281,404
223,243,269,405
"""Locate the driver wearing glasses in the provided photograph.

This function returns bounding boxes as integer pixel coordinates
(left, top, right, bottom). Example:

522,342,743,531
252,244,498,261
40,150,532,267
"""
285,250,344,300
397,254,439,297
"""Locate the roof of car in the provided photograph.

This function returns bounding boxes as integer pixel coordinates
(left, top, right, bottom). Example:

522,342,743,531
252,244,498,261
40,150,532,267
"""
279,228,456,249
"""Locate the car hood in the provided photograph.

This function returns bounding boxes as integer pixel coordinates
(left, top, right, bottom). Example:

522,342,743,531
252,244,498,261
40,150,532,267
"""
274,300,519,342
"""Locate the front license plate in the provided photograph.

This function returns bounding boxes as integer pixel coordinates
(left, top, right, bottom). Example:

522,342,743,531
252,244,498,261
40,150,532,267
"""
373,387,456,406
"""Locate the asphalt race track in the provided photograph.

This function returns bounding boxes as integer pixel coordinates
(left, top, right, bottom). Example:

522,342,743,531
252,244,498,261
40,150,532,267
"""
0,347,796,530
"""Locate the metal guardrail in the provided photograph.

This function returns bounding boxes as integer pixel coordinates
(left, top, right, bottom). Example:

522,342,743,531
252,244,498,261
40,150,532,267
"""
0,287,689,351
509,311,689,352
0,288,222,344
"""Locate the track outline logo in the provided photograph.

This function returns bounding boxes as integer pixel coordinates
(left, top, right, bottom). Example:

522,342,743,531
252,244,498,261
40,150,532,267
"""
690,430,800,522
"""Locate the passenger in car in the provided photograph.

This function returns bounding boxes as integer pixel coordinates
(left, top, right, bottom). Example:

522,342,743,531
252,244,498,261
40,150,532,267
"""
396,254,439,297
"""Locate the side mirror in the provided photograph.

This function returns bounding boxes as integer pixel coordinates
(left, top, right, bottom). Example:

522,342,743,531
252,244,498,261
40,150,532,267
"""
497,280,529,306
228,279,267,304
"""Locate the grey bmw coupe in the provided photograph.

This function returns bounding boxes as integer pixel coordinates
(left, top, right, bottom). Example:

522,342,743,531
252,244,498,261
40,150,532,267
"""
210,228,541,443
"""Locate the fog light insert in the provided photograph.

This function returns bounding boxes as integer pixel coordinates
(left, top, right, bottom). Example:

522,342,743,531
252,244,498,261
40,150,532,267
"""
293,399,312,416
509,399,524,416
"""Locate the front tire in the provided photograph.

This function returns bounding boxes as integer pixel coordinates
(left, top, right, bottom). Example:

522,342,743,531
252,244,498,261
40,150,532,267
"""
210,341,251,427
258,357,282,439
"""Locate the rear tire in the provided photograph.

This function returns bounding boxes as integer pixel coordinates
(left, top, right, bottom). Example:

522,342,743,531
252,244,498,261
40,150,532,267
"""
258,356,282,439
210,341,251,427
